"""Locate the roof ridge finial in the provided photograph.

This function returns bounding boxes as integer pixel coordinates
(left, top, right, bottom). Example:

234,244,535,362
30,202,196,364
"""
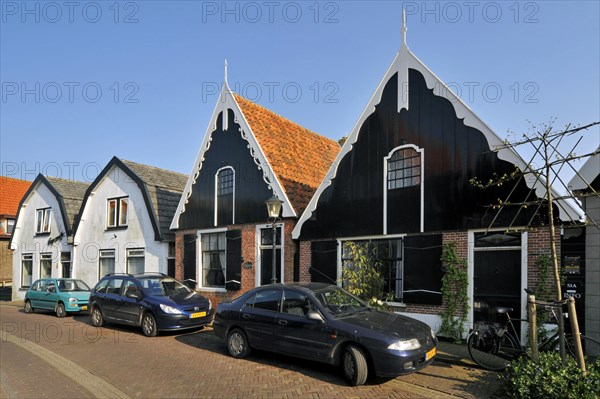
401,8,407,48
224,59,229,87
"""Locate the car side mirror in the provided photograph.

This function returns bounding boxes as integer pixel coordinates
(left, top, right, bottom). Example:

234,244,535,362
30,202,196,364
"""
48,287,55,293
306,310,324,323
126,290,141,299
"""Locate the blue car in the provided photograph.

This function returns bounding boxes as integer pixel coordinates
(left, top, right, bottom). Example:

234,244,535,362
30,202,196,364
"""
24,278,91,317
88,273,213,337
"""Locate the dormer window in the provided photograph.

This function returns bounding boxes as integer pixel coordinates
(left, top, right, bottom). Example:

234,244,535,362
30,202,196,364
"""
215,167,235,226
35,208,51,234
107,197,128,228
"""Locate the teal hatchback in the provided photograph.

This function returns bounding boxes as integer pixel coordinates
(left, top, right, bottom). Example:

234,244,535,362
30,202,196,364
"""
24,278,91,317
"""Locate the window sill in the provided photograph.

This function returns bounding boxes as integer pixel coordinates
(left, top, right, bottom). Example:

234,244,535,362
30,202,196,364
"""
19,287,29,291
197,287,227,293
106,226,128,231
386,301,407,310
34,232,50,237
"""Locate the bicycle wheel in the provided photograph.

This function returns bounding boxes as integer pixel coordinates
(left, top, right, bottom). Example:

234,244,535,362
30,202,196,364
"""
468,331,519,371
551,334,600,362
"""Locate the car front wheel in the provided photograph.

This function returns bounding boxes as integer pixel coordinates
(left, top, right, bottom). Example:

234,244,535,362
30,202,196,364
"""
24,300,33,313
227,328,250,358
91,307,104,327
141,312,158,337
56,303,66,318
342,345,368,386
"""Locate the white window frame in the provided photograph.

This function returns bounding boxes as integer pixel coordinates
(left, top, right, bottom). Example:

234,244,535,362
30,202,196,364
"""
214,166,235,226
40,252,53,279
99,249,116,278
21,253,33,288
197,228,228,292
126,248,145,275
107,197,128,229
255,223,285,287
35,208,52,234
383,144,424,234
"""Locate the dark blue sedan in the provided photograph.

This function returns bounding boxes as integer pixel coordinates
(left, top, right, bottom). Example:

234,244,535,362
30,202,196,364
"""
89,273,213,336
213,283,437,386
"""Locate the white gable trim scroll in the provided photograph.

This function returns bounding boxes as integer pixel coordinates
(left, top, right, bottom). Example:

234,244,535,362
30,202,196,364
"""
171,84,296,230
292,27,580,239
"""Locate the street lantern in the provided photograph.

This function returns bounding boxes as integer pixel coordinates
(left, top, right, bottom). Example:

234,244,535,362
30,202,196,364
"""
265,195,283,284
265,195,283,218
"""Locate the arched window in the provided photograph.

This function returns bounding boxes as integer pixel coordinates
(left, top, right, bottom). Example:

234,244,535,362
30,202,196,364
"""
387,147,421,190
215,167,235,226
384,145,424,233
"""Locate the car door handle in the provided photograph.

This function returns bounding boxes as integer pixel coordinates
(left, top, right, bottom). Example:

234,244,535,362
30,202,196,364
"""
242,314,251,319
278,320,288,326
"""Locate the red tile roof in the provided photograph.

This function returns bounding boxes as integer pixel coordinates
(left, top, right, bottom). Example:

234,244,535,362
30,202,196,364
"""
234,94,340,214
0,176,31,216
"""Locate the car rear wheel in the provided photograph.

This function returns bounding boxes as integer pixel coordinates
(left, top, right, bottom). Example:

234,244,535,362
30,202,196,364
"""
141,312,158,337
342,345,368,386
91,306,104,327
227,328,250,359
56,303,66,318
24,300,33,313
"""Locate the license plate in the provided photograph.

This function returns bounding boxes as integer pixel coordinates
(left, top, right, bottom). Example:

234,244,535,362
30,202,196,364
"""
190,311,206,319
81,306,88,311
426,347,436,361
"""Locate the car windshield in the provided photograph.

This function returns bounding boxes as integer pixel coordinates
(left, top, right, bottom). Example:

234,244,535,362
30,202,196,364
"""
57,280,91,292
139,277,192,297
313,286,369,317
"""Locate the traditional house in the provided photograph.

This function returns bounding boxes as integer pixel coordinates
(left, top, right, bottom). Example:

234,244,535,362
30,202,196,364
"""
170,71,339,304
73,157,187,286
568,149,600,355
292,16,581,337
0,176,31,286
10,176,88,300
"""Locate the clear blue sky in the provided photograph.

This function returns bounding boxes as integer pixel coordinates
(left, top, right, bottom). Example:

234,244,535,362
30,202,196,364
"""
1,1,599,187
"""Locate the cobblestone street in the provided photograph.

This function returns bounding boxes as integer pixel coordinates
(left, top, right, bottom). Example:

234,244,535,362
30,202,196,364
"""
0,304,505,398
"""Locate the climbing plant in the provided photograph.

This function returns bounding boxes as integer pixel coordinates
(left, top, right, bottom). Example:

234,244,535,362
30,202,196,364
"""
340,241,389,309
439,242,469,342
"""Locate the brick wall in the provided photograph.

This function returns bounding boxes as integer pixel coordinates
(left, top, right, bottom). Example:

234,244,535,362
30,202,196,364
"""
173,220,298,307
0,239,12,281
527,227,560,300
298,240,312,282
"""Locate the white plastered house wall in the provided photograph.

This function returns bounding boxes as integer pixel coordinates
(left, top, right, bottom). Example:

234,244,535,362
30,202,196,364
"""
11,183,69,300
73,165,167,287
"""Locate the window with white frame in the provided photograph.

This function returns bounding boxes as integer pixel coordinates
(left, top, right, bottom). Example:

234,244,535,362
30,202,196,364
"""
99,249,116,277
35,208,51,234
341,239,403,300
61,252,71,278
40,253,52,278
21,254,33,287
215,167,235,226
201,232,226,288
259,226,282,286
107,197,128,228
387,147,421,190
127,248,145,274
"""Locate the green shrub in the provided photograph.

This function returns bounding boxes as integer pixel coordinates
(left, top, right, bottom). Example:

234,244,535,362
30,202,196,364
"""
504,352,600,399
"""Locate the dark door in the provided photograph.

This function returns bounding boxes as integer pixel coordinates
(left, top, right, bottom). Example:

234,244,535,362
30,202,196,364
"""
240,288,281,349
183,234,197,282
473,232,522,334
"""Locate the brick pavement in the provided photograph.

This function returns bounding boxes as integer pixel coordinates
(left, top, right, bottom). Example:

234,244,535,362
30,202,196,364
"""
0,303,507,398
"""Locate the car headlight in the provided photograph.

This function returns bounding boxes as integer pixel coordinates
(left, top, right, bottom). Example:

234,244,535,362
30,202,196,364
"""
68,297,77,303
431,329,437,341
159,304,182,314
208,299,212,310
388,338,421,351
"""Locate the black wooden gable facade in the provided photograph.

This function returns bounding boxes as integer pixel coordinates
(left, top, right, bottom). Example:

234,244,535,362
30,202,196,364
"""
176,110,274,230
297,68,539,240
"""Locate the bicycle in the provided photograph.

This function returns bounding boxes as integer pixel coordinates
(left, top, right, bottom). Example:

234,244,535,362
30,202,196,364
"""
467,305,600,371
